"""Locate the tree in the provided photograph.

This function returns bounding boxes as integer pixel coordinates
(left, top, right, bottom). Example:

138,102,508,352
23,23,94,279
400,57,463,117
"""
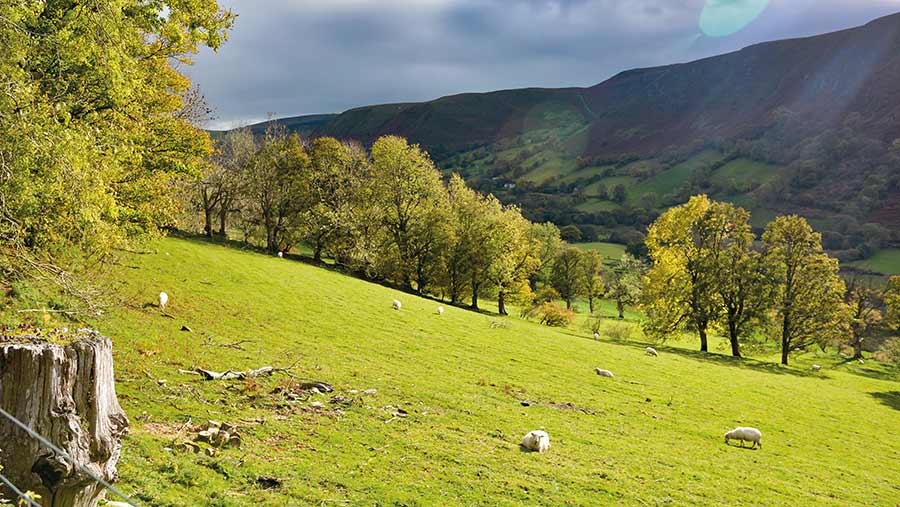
580,251,605,314
844,277,883,359
301,138,371,262
551,247,584,309
611,184,627,204
604,254,644,319
371,136,449,292
0,0,234,278
488,207,541,316
712,204,770,358
762,216,849,365
529,223,563,290
213,129,256,237
886,276,900,335
243,128,309,253
560,224,583,242
642,195,723,352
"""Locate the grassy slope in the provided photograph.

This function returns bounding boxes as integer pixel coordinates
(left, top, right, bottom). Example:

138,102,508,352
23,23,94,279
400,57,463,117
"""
575,242,627,260
847,249,900,275
50,236,900,506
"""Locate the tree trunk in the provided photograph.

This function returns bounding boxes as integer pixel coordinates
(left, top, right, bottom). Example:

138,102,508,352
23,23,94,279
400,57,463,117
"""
0,330,129,507
471,277,479,310
698,326,708,353
204,206,213,238
617,300,624,319
729,325,741,358
852,336,863,360
218,205,228,238
781,313,791,365
565,298,573,310
588,296,594,315
498,291,507,316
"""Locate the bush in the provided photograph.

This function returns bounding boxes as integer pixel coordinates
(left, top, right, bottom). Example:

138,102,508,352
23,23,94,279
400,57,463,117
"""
879,337,900,365
602,321,635,341
537,302,575,327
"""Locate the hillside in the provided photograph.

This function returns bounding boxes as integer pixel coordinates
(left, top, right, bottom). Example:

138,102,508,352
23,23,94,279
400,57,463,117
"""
247,12,900,253
21,236,898,506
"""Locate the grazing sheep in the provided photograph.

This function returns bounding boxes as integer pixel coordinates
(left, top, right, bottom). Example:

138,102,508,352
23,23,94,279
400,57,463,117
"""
724,427,762,449
392,299,402,311
437,306,445,315
811,364,822,371
646,346,658,357
593,332,600,341
521,430,550,453
594,368,614,378
277,251,284,258
158,291,168,312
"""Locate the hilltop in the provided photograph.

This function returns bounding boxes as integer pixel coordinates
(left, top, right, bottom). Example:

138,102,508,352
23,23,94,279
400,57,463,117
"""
19,235,896,506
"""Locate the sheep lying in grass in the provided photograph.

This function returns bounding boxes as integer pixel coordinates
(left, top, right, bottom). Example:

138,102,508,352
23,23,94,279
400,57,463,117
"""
593,332,600,340
725,427,762,449
595,368,614,378
521,430,550,453
646,346,658,357
392,299,402,311
437,306,444,315
158,291,168,312
811,364,822,371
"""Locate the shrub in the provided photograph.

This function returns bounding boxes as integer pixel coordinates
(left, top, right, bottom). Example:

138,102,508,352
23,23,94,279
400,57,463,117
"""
879,337,900,365
603,321,634,341
537,302,575,327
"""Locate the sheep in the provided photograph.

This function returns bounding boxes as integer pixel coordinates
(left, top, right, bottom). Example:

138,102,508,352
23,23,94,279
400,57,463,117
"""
811,364,822,371
158,291,168,312
593,332,600,341
521,430,550,453
646,346,658,357
392,299,402,311
437,306,445,315
594,368,614,378
724,427,762,449
277,251,284,258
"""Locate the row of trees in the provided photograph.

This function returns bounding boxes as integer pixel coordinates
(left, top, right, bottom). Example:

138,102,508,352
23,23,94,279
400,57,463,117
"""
640,195,900,365
195,129,570,313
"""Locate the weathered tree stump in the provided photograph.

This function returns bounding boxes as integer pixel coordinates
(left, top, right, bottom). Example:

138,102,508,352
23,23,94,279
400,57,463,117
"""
0,329,129,507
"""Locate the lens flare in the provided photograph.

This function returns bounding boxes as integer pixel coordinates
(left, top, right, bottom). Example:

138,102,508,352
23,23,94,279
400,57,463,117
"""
699,0,770,37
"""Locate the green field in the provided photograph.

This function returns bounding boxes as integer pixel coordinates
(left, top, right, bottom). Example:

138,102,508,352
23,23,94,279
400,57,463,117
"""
848,249,900,275
710,158,776,187
576,241,628,260
12,236,899,506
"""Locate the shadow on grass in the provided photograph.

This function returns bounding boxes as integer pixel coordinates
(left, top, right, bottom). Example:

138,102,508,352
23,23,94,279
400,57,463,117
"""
869,391,900,411
839,360,900,383
562,329,819,379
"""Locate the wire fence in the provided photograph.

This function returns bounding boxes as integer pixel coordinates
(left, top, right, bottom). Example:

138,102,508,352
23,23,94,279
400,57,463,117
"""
0,408,140,507
0,471,43,507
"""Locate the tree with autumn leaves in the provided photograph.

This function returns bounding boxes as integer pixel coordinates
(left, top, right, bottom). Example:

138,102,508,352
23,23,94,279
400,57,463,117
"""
643,196,850,364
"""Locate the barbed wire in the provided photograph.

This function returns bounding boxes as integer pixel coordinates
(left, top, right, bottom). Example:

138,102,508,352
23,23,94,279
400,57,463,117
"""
0,471,43,507
0,408,141,507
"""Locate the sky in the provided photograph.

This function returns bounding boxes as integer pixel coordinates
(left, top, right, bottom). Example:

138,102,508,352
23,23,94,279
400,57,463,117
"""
189,0,900,129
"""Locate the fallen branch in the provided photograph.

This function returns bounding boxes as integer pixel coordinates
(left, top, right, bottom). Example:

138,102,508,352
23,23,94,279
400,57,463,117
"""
178,361,305,381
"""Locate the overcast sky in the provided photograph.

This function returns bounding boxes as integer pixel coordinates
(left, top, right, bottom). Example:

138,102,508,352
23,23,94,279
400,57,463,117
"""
188,0,900,129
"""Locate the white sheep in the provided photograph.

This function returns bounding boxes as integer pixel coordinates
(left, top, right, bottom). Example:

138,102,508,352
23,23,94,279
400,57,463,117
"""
646,346,658,357
593,332,600,340
521,430,550,453
392,299,402,311
277,251,284,258
594,368,614,378
437,306,445,315
158,291,168,312
724,427,762,449
811,364,822,371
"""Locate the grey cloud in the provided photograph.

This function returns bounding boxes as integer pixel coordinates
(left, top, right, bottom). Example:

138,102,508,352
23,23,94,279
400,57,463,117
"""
188,0,900,129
